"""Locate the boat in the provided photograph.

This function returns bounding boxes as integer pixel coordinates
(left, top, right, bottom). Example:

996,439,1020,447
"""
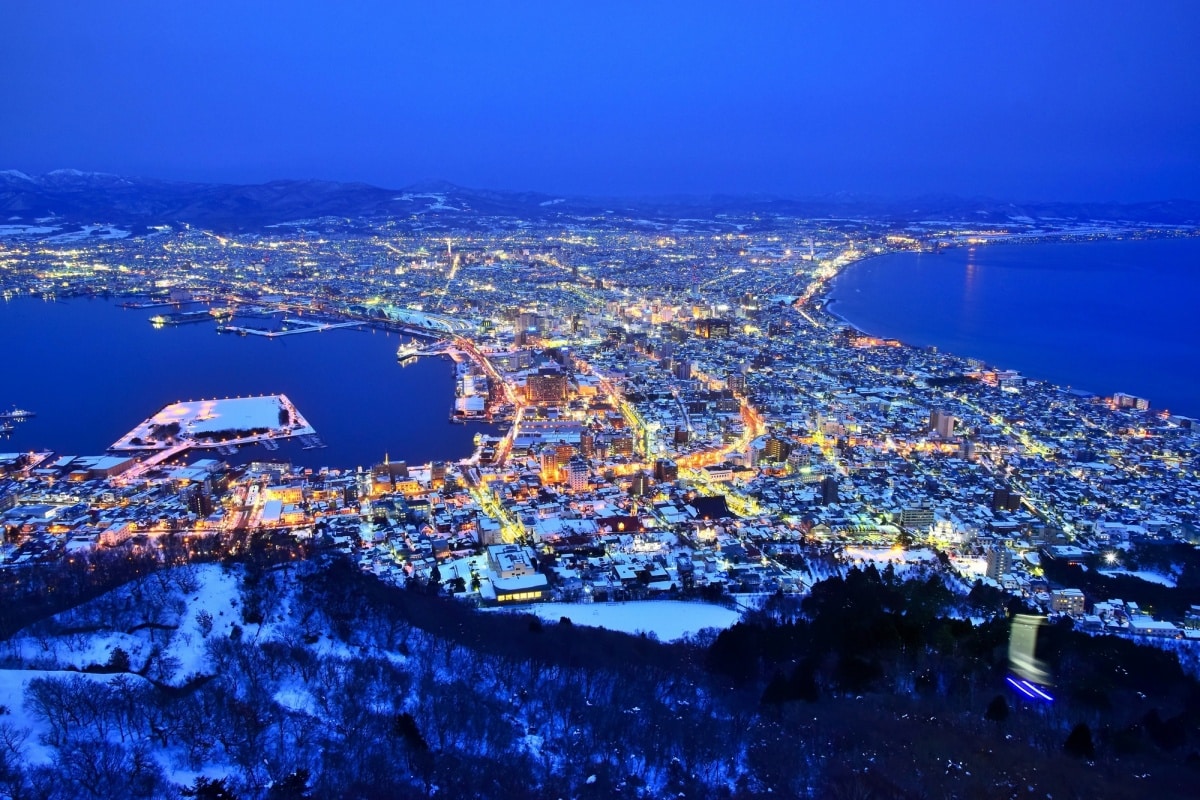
0,408,34,421
0,422,13,434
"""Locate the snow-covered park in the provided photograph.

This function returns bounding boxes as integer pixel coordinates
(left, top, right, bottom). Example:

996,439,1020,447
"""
506,600,741,641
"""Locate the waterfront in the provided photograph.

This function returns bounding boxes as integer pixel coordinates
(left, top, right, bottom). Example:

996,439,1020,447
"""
828,237,1200,416
0,298,493,468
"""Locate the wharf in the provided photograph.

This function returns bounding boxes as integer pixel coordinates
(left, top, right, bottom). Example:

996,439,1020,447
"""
217,319,361,337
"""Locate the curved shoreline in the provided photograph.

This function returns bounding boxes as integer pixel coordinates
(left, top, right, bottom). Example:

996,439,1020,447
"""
812,249,898,339
809,236,1200,415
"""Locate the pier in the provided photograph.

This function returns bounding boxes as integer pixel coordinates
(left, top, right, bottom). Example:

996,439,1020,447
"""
216,319,362,337
109,394,319,481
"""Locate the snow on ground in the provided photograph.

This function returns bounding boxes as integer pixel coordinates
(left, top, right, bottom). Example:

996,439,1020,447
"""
172,396,287,435
4,564,242,682
0,669,152,765
843,546,939,571
45,225,129,242
163,565,242,678
274,687,318,716
949,555,988,581
146,395,300,436
0,224,59,237
7,628,145,671
508,601,741,641
1098,569,1177,588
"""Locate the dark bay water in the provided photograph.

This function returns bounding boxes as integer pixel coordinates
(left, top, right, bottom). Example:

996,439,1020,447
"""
828,237,1200,416
0,298,493,468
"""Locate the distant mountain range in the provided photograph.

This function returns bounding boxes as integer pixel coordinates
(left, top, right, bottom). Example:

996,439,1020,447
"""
2,169,1198,231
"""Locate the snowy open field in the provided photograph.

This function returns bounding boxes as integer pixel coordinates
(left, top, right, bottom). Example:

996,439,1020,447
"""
159,396,289,435
948,556,988,580
113,394,315,449
0,224,59,237
1098,569,1177,588
842,546,939,571
510,600,741,641
45,225,129,242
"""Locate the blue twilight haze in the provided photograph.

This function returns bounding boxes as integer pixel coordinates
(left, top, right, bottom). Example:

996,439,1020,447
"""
2,1,1198,200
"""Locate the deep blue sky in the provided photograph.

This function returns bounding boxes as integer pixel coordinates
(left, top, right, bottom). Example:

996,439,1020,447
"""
4,1,1198,200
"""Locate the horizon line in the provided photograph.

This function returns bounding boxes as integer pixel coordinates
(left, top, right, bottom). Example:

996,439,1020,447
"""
3,167,1197,208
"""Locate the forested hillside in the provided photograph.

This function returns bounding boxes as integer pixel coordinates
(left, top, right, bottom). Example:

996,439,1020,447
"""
0,548,1197,799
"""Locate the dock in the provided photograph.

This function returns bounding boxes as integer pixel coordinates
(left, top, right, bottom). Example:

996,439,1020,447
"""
217,320,361,338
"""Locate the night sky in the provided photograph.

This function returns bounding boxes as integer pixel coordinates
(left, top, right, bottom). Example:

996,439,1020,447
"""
4,1,1198,200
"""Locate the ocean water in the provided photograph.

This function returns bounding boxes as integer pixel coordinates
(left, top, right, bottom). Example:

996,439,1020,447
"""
827,237,1200,416
0,298,496,468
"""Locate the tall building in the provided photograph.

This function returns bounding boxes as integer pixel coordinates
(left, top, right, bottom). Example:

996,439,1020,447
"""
517,312,541,336
727,371,747,394
183,485,213,517
539,446,563,479
654,458,678,482
764,436,790,463
986,546,1013,580
610,434,634,458
695,318,731,339
991,487,1023,512
819,475,839,505
671,359,693,380
1113,392,1150,411
900,506,935,531
929,409,956,439
526,370,568,404
566,457,589,492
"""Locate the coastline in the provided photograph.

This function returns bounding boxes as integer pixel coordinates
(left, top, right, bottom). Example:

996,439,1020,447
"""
814,249,897,339
816,229,1199,334
810,235,1200,415
0,297,487,468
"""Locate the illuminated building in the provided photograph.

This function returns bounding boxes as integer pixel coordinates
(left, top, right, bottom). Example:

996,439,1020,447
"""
1050,588,1086,616
487,543,548,603
526,370,568,404
1113,392,1150,411
763,436,790,463
900,505,935,531
986,546,1013,580
671,359,693,380
695,318,730,339
566,456,589,492
609,434,634,458
654,458,678,482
